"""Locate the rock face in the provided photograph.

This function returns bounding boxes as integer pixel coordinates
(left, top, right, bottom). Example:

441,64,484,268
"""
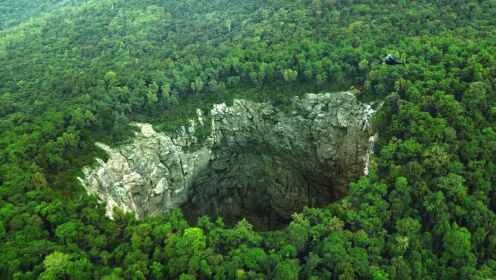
79,92,376,230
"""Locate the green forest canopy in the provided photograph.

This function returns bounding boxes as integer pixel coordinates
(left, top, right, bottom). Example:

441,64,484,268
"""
1,0,496,279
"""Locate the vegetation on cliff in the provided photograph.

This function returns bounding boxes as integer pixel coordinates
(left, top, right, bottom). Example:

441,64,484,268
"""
1,0,496,279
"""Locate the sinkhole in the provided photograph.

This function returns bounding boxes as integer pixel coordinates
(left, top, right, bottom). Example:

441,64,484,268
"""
80,92,376,231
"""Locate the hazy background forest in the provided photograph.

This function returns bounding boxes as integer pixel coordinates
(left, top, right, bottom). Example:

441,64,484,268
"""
1,0,496,279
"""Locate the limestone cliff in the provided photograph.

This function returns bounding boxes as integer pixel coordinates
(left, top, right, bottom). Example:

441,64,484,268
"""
79,92,376,230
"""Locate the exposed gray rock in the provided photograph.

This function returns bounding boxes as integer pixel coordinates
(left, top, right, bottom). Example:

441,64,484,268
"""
79,92,376,230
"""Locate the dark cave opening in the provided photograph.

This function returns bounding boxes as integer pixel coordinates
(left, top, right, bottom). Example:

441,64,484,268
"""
180,151,347,231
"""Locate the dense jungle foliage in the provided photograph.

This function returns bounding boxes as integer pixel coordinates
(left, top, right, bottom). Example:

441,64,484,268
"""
1,0,496,279
0,0,86,30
